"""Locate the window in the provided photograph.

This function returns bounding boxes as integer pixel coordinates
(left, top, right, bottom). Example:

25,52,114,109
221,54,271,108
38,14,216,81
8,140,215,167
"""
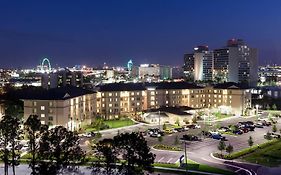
49,116,53,121
49,102,53,107
33,108,37,113
41,121,45,125
41,114,45,118
33,102,37,106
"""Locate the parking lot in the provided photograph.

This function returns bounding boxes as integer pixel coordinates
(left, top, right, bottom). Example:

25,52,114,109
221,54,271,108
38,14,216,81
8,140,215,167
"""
145,112,281,164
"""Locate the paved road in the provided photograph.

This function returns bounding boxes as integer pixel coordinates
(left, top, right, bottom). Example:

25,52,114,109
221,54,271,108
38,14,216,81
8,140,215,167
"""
79,112,281,175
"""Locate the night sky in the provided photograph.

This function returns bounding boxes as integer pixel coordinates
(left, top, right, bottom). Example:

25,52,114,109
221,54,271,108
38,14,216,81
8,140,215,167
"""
1,0,281,68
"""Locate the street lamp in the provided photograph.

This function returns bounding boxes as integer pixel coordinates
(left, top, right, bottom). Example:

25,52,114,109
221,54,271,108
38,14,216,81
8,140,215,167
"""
158,110,161,130
256,104,259,120
183,140,188,175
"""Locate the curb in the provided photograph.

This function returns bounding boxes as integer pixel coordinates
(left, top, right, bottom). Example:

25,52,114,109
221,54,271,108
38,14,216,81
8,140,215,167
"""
210,153,256,175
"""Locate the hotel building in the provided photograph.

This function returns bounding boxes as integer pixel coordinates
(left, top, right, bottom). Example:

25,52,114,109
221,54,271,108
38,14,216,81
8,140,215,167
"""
22,86,95,131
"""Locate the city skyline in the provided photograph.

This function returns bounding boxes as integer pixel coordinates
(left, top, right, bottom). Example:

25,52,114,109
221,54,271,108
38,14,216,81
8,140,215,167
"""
1,0,281,68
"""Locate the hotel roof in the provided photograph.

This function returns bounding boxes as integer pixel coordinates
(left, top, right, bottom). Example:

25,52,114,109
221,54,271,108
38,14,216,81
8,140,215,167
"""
19,86,95,100
97,82,202,92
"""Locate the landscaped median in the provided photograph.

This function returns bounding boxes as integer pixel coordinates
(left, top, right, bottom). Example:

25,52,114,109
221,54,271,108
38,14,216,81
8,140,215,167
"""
153,144,183,151
213,139,281,166
153,160,234,175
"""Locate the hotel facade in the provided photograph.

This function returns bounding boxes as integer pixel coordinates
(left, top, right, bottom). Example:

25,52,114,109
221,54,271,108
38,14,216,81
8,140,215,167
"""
22,82,251,130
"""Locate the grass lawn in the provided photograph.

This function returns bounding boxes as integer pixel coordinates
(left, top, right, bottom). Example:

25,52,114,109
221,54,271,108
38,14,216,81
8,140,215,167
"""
213,112,232,120
84,118,136,132
104,118,135,129
154,160,234,175
242,139,281,167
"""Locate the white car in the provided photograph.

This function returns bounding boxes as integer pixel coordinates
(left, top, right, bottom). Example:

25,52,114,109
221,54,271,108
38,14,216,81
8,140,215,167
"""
21,144,29,152
195,124,201,129
82,132,92,138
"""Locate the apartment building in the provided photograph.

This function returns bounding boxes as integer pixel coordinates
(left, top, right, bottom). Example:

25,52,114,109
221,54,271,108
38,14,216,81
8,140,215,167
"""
22,86,95,131
96,82,251,118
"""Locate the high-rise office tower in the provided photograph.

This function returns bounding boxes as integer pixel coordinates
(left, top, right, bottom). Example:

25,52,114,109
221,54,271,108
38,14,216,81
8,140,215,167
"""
214,39,258,86
184,46,213,81
183,53,195,80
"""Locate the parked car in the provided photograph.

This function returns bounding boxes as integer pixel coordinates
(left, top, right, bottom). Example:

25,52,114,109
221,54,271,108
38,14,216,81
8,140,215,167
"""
254,123,264,128
233,129,243,135
165,129,173,134
174,127,185,132
186,124,201,129
150,133,161,138
264,132,281,139
182,125,190,131
211,134,227,141
217,126,230,132
181,134,199,141
201,131,212,137
240,127,249,133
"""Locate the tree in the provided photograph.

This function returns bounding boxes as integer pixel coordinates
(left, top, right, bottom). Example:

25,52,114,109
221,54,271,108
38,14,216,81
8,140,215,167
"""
192,116,197,124
272,104,277,111
36,126,85,175
272,125,277,133
162,123,167,130
0,115,21,175
266,104,270,110
24,115,42,175
158,136,163,143
248,136,254,147
113,132,155,175
264,131,272,140
174,135,179,145
217,140,226,156
92,139,118,175
225,144,233,156
175,118,180,126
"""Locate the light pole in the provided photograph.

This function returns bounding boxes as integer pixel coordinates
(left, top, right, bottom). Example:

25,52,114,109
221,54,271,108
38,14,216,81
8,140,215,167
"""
158,110,161,130
184,141,188,175
256,104,259,120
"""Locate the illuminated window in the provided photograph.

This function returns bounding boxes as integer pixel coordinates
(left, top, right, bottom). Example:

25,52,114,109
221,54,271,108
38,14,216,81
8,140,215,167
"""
109,104,112,107
41,106,45,111
109,93,112,96
41,114,45,118
150,101,155,106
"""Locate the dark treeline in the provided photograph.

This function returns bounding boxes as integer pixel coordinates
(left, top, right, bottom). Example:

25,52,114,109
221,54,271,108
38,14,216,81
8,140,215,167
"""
0,115,155,175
